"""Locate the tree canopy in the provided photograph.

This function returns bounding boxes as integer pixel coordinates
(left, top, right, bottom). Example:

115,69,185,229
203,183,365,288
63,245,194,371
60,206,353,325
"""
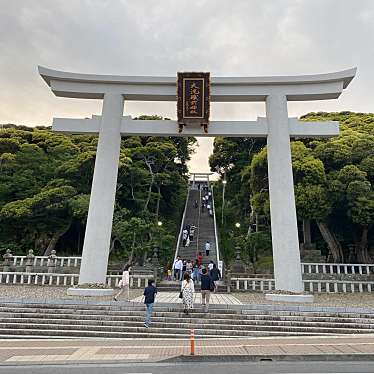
210,112,374,268
0,119,196,268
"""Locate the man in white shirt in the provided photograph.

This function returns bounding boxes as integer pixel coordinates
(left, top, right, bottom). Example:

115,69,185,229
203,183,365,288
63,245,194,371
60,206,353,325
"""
172,256,183,281
182,229,188,246
205,241,211,257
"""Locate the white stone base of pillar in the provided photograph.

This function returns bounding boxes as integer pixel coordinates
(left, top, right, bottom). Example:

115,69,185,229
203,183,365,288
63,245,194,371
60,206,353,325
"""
265,293,314,303
67,288,114,297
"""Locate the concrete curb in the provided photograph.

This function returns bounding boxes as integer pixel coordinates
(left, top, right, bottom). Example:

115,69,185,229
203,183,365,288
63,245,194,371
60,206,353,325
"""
1,354,374,366
0,296,374,315
164,353,374,362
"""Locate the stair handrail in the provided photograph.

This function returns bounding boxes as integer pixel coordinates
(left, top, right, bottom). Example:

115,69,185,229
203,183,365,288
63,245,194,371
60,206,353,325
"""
211,185,222,273
195,187,202,260
174,185,190,264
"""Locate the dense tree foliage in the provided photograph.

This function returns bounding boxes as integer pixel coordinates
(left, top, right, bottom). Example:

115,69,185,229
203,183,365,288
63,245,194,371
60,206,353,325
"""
209,137,270,270
2,111,372,270
210,112,374,268
0,119,196,268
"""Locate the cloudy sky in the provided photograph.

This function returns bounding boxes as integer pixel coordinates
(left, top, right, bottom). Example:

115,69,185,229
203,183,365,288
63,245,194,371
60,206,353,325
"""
0,0,373,173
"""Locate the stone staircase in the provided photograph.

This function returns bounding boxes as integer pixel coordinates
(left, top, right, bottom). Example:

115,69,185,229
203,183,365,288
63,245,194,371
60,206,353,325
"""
176,187,217,265
0,301,372,339
177,189,201,262
198,200,217,265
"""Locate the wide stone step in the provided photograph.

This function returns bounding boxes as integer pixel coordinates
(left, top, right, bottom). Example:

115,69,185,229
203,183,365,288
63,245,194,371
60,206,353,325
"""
2,308,374,328
0,327,317,339
0,321,355,336
0,327,194,339
0,305,240,317
1,303,374,321
0,303,132,312
1,316,372,332
2,310,374,326
0,302,371,338
0,308,246,320
242,309,374,319
0,310,244,322
2,303,374,322
242,314,374,324
177,253,200,256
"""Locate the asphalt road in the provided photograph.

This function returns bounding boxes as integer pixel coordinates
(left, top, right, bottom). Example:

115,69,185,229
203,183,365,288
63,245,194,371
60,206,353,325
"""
1,361,374,374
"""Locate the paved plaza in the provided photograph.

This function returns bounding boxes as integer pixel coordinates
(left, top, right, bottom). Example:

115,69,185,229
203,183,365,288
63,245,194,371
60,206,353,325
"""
131,292,242,305
1,336,374,364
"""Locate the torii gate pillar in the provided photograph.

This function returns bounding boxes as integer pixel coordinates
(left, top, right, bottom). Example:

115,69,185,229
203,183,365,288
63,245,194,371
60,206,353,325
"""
266,94,303,292
79,93,124,286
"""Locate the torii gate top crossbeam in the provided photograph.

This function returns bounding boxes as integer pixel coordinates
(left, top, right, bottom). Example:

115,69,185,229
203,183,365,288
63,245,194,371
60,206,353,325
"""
39,66,356,102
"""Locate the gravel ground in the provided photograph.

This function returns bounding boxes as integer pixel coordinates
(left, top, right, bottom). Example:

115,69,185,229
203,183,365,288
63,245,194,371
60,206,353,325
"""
233,292,374,308
0,285,143,301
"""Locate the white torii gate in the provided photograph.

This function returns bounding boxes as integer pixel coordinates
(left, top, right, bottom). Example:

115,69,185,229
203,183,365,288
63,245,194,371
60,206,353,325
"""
39,66,356,300
189,172,214,189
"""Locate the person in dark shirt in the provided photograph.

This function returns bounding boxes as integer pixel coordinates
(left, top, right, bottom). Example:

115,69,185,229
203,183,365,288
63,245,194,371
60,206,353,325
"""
143,279,157,328
210,264,221,293
200,268,213,312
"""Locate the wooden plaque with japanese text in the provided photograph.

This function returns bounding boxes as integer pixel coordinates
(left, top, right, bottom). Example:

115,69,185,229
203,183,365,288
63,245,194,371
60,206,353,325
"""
177,72,210,127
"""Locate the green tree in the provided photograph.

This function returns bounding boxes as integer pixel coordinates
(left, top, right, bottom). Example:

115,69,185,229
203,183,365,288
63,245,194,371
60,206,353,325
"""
210,111,374,265
0,121,194,267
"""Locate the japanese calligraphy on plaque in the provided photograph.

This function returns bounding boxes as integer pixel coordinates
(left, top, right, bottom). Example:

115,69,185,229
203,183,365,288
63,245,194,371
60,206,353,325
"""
177,72,210,133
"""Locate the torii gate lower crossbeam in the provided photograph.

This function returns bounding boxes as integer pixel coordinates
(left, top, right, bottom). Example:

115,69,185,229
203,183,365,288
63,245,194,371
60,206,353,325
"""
39,66,356,302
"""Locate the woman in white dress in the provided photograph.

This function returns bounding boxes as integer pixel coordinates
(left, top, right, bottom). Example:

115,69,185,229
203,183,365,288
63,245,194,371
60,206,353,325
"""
114,265,131,301
181,272,194,314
